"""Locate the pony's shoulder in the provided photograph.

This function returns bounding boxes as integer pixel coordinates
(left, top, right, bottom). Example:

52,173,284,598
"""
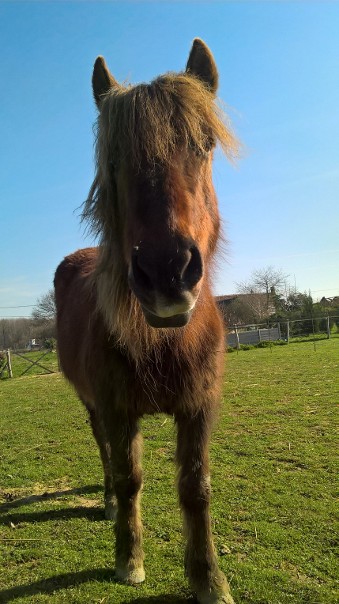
54,248,99,294
55,247,98,275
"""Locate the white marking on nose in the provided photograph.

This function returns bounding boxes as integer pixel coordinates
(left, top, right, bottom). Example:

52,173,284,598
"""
153,293,197,318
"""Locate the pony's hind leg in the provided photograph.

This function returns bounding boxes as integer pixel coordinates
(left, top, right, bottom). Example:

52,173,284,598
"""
87,408,117,520
176,410,235,604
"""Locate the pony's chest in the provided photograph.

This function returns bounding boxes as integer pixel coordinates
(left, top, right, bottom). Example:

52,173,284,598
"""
131,360,190,416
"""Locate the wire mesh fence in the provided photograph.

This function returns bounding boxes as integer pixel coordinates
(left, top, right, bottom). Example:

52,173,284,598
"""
227,316,339,349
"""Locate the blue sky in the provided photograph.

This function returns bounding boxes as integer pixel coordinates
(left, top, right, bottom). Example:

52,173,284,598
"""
1,1,338,318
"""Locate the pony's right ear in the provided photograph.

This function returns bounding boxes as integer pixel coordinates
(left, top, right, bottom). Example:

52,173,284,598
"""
92,56,119,108
186,38,218,95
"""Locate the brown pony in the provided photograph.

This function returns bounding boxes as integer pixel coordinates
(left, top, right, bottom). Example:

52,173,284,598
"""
54,39,238,604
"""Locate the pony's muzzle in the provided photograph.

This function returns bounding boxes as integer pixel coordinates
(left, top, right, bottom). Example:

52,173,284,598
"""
129,241,203,327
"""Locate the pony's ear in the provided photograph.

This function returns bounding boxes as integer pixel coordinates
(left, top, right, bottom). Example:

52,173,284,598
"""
186,38,218,94
92,56,119,108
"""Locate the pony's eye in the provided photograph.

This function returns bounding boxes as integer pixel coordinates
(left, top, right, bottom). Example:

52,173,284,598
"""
205,136,215,152
200,135,215,154
189,136,215,158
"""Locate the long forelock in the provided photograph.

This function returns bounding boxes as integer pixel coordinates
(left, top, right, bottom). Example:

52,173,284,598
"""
97,72,239,170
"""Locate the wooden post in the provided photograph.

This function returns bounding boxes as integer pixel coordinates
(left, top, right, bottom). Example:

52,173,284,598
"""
286,321,290,344
326,316,330,339
235,326,240,350
6,349,13,378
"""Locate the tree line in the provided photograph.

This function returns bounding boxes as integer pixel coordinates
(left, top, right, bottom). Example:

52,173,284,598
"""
0,290,56,350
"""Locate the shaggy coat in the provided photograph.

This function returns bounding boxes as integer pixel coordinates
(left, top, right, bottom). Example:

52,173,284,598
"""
55,38,238,604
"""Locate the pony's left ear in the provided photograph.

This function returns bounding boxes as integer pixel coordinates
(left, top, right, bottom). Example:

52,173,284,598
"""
186,38,219,94
92,56,119,108
186,38,219,95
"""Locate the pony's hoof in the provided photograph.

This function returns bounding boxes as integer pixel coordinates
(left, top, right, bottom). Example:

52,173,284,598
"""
196,575,235,604
115,566,145,584
216,596,235,604
197,594,235,604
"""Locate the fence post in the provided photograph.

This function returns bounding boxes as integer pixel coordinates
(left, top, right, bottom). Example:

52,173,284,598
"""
326,316,330,339
6,349,13,378
235,326,240,350
286,321,290,343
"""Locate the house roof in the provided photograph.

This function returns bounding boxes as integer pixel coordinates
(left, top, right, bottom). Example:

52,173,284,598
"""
320,296,339,306
215,294,238,302
215,293,268,302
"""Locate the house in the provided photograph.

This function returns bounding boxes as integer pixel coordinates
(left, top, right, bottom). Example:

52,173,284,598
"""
216,293,276,325
319,296,339,307
26,338,40,351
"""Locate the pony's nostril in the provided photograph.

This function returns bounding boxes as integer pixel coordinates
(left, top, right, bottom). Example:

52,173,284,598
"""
177,249,193,280
183,245,203,288
131,252,153,291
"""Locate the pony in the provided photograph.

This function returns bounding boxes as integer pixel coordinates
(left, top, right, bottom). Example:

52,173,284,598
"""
54,38,239,604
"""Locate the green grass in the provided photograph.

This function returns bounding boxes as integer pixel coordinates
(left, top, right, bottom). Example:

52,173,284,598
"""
0,339,338,603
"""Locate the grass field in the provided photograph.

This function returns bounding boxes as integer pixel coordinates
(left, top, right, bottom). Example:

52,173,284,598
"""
0,339,338,603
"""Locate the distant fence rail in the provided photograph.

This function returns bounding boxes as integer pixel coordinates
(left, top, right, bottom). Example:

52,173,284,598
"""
0,349,57,378
12,350,55,377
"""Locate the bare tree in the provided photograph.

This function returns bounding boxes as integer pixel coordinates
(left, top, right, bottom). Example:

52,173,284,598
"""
237,266,289,314
32,289,56,322
218,295,268,325
31,289,57,341
252,266,288,301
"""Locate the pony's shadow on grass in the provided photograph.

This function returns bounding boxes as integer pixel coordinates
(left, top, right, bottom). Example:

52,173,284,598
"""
124,597,194,603
0,506,104,525
0,569,193,603
0,568,113,603
0,485,105,525
0,484,102,513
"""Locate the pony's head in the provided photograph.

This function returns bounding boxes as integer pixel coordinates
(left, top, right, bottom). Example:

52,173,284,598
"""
84,39,238,328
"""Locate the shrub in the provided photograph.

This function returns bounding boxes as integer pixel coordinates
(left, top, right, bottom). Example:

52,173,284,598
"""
44,338,57,351
256,341,272,348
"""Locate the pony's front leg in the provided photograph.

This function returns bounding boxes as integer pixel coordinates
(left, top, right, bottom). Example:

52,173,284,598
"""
106,413,145,584
87,408,117,520
176,410,235,604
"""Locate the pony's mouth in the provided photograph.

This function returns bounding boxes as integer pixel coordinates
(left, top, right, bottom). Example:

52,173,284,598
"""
142,307,192,328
